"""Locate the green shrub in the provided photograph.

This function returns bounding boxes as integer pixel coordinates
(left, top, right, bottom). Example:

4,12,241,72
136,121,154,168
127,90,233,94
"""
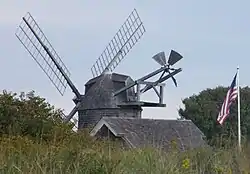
1,90,250,173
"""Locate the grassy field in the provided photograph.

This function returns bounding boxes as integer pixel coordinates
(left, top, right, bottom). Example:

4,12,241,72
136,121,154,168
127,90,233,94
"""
0,130,249,174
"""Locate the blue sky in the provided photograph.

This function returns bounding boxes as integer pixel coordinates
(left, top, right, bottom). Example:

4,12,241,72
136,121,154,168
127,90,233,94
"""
0,0,249,122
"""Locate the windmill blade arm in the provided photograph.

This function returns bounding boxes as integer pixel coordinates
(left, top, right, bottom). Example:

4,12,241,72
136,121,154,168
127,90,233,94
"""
15,12,81,98
44,46,81,98
64,102,82,122
91,9,146,77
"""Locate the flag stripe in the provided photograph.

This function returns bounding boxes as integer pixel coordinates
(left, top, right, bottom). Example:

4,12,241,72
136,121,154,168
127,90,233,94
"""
217,73,238,125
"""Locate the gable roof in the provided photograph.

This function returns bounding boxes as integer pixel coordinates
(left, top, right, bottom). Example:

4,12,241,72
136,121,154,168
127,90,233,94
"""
90,117,207,151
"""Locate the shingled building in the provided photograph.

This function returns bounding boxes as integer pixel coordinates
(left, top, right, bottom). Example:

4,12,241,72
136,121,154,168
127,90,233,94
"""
90,117,207,151
77,73,207,151
78,73,142,129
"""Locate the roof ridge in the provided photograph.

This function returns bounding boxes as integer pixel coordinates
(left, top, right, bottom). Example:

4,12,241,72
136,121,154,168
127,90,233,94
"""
102,117,192,122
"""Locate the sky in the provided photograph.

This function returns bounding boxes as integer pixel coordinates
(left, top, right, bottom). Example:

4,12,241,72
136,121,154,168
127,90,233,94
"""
0,0,250,123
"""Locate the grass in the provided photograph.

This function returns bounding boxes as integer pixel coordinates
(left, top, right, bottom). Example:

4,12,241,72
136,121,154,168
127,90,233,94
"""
0,130,250,174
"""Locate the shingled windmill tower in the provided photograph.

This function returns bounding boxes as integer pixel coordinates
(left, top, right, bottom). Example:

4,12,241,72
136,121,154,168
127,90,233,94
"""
15,9,183,130
77,9,146,129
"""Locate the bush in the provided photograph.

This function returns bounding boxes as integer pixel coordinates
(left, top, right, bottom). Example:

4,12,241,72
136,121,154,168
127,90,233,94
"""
0,90,74,141
1,90,250,173
0,134,250,173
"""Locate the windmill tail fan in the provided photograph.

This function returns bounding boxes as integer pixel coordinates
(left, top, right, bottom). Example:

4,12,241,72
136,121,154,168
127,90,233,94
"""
152,52,166,66
168,50,183,66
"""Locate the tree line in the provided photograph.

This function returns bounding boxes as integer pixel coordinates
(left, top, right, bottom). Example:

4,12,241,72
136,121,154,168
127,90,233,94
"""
179,86,250,147
1,86,250,147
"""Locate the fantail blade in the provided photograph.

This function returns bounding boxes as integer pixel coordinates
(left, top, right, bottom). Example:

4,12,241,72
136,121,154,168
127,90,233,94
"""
168,50,183,66
152,51,167,66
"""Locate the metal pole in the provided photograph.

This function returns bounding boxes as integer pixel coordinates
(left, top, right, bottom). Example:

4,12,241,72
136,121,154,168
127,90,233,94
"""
237,66,241,152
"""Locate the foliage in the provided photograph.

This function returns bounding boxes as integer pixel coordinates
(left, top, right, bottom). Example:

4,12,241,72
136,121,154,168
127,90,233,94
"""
0,90,74,142
179,86,250,147
1,89,250,173
0,133,250,173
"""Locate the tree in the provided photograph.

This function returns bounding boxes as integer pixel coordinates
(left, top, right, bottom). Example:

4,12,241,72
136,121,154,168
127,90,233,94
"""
0,90,74,141
179,86,250,147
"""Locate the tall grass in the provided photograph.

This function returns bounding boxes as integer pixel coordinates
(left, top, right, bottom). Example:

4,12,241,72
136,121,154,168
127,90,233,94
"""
0,130,250,174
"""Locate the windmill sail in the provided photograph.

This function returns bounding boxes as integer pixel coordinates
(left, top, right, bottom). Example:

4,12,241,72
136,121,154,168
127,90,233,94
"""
91,9,146,77
15,12,81,98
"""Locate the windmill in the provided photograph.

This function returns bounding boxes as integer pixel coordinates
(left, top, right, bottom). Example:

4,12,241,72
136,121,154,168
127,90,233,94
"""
15,9,183,130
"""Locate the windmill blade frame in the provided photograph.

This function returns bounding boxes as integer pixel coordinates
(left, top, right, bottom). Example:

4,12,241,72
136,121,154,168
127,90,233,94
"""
91,8,146,77
15,12,81,98
64,102,82,122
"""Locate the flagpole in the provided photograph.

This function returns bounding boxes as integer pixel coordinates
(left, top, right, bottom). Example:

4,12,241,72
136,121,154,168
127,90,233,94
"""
237,66,241,152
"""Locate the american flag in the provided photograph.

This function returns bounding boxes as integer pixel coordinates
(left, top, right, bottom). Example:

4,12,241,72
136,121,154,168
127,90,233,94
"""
217,73,238,125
